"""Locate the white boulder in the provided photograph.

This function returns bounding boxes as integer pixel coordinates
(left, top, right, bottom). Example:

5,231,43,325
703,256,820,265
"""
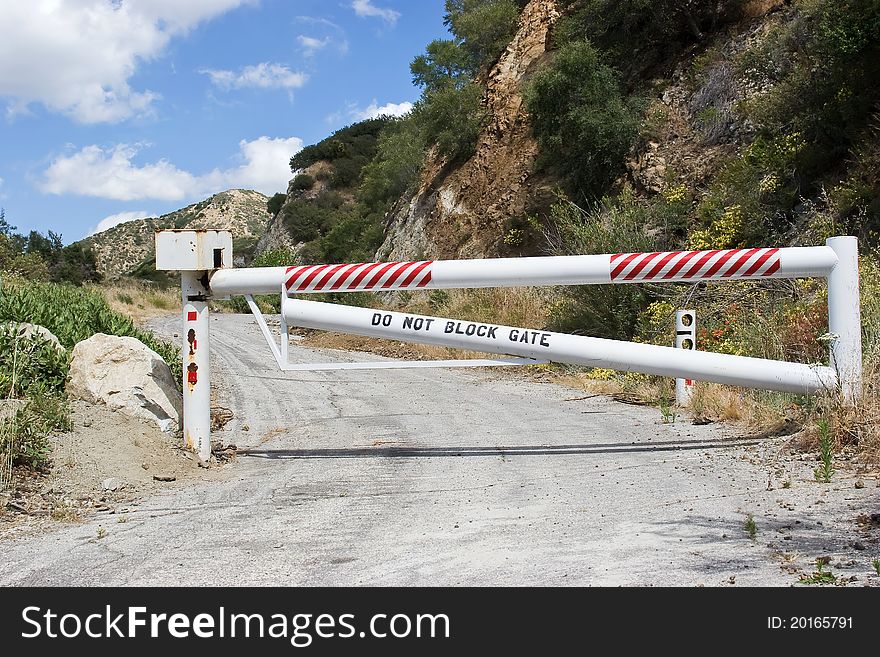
67,334,181,434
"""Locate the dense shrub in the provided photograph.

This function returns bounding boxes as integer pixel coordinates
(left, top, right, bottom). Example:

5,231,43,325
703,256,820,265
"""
526,40,640,201
282,192,346,243
546,196,660,340
251,249,299,268
267,192,287,217
740,0,880,221
554,0,745,83
413,83,486,162
360,118,426,210
289,119,388,173
290,174,315,192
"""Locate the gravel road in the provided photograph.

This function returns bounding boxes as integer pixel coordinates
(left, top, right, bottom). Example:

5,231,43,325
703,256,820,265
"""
1,314,876,586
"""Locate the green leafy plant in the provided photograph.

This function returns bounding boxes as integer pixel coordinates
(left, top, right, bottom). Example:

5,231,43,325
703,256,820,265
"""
813,418,835,483
0,331,72,475
0,278,180,385
800,558,837,585
872,559,880,577
659,390,677,424
744,514,757,540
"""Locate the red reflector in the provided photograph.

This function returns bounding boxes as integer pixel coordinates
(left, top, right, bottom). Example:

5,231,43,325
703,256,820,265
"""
187,311,198,321
686,379,693,386
188,371,198,383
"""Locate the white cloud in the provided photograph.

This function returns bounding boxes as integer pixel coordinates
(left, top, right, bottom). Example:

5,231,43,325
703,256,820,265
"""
295,17,349,56
42,137,304,201
298,35,331,56
0,1,252,124
351,0,400,24
296,16,343,30
352,100,414,121
231,136,305,192
201,63,308,91
89,210,152,237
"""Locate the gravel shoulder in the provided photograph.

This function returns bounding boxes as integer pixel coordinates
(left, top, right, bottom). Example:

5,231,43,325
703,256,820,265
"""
0,313,877,586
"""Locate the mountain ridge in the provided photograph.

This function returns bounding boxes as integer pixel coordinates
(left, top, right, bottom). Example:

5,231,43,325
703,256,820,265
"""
79,189,270,278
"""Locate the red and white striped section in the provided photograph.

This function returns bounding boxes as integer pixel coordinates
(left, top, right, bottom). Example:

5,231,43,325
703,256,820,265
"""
610,248,781,283
285,261,434,293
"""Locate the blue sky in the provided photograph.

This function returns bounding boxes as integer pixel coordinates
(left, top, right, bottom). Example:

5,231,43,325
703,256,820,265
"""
0,0,448,242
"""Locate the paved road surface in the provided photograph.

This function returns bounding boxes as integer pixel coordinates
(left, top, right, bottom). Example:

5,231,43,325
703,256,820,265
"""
1,315,872,586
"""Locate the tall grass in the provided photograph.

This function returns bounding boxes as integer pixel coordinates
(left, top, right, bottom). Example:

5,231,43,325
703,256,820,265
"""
1,328,72,486
100,280,180,322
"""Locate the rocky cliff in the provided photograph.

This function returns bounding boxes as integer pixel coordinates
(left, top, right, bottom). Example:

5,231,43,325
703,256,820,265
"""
378,0,560,261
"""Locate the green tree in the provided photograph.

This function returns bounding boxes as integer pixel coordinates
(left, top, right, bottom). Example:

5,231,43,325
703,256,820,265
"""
444,0,520,68
0,208,15,236
0,214,99,285
411,39,474,92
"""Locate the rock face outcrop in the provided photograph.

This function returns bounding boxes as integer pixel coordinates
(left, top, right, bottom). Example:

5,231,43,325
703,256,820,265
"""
378,0,560,261
67,334,181,434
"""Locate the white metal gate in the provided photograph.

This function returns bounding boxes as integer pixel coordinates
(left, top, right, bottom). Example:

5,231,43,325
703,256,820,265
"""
156,232,861,461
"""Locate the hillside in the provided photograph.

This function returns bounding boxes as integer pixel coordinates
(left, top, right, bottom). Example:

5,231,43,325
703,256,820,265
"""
81,189,270,278
255,119,391,266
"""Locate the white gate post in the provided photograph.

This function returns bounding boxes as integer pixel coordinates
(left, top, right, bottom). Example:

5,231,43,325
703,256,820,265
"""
826,236,862,403
181,271,212,462
675,310,696,406
156,230,232,462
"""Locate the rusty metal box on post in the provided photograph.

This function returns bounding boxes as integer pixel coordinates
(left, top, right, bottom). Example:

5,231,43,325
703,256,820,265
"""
155,230,233,271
